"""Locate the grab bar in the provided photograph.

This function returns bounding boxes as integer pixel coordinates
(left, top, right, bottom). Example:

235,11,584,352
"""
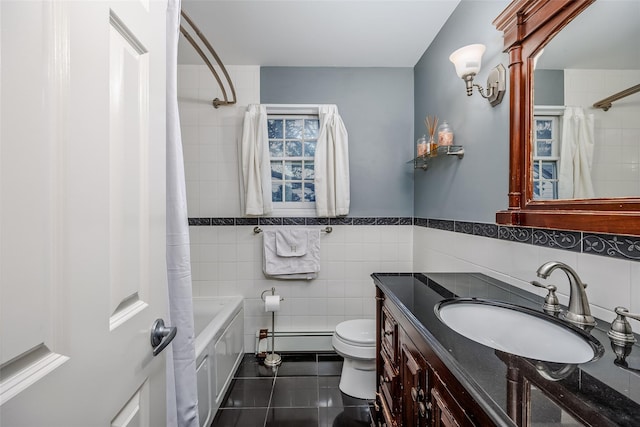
179,10,237,109
593,83,640,112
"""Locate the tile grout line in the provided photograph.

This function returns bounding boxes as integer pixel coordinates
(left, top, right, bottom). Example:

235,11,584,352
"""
262,364,279,427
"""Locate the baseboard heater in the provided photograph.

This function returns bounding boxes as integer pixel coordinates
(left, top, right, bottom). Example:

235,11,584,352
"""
255,329,334,355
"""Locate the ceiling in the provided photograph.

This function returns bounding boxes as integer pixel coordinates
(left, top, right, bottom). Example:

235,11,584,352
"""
178,0,461,68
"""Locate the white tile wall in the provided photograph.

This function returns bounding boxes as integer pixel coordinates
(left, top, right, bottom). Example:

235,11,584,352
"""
565,69,640,197
190,225,413,351
413,226,640,332
179,64,259,218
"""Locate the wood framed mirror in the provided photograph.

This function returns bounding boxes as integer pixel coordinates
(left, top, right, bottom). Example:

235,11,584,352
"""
493,0,640,235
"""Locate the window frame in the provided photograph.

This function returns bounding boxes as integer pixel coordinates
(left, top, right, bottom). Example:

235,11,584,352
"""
266,105,320,217
532,107,563,201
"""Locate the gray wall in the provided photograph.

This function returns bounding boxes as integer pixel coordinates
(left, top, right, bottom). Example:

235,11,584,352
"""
413,0,511,222
534,70,564,106
261,67,414,217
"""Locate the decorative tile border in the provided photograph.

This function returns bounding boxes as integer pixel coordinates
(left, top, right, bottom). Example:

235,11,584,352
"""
414,217,640,263
533,229,582,252
498,226,533,244
188,216,640,262
188,217,413,227
473,223,498,238
583,233,640,261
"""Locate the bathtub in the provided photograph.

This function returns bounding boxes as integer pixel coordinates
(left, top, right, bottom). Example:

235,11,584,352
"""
193,296,244,427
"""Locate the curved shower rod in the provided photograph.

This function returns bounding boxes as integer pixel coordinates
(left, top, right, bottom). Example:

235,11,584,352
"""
179,10,237,108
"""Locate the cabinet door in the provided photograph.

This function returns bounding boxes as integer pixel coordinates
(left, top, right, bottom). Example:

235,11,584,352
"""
432,387,461,427
431,376,480,427
401,342,430,427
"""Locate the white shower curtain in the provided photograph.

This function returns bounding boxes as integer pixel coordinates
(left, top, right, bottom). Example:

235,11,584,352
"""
241,104,273,215
166,1,199,427
558,106,595,199
315,105,350,217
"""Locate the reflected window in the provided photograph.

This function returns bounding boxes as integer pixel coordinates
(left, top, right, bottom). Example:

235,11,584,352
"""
533,112,561,200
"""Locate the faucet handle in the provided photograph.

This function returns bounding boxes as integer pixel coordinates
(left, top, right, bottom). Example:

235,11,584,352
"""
531,280,561,313
608,306,640,344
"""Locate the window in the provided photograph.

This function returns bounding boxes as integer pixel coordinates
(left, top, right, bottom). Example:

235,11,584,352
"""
533,108,563,200
268,114,319,215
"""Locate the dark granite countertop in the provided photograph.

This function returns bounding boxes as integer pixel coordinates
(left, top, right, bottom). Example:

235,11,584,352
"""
372,272,640,427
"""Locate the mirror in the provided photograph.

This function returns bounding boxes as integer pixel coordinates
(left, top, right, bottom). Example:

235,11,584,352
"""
494,0,640,235
533,0,640,200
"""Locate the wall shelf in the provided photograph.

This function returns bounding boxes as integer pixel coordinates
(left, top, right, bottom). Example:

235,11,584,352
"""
410,145,464,170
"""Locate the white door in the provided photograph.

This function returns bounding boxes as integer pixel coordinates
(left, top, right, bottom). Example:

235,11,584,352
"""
1,1,170,426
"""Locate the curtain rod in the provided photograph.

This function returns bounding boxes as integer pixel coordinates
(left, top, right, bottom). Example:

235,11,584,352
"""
593,83,640,112
179,10,236,109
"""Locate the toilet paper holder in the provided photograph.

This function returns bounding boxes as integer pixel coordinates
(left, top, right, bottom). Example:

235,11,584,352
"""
260,287,284,367
260,287,284,304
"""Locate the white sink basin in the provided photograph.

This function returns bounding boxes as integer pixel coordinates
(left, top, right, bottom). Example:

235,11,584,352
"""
435,298,603,364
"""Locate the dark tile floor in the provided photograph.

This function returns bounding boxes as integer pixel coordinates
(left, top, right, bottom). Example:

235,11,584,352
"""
211,352,373,427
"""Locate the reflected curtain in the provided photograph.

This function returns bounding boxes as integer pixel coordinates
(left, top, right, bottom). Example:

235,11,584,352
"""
558,106,595,199
241,104,273,215
314,105,350,217
166,1,199,426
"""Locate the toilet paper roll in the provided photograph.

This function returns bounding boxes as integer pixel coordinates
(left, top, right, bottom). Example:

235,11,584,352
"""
264,295,281,312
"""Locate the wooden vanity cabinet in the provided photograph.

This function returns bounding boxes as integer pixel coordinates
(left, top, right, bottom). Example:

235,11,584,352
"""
375,287,496,427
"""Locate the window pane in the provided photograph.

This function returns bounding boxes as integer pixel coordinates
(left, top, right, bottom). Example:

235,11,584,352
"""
285,140,303,157
533,162,539,179
534,181,540,198
540,181,557,199
536,119,553,140
537,140,553,157
284,161,303,180
269,141,283,157
285,182,303,202
304,119,320,139
541,161,557,179
285,119,303,139
272,182,283,202
271,161,283,179
268,119,283,139
304,140,316,157
304,182,315,202
304,161,314,179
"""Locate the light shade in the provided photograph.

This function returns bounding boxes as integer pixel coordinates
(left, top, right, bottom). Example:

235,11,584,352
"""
449,44,486,78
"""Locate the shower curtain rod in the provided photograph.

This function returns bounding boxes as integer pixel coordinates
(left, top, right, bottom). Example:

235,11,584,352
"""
593,83,640,112
179,10,237,109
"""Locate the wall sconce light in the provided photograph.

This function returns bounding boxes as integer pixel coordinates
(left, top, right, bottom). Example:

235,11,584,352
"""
449,43,506,107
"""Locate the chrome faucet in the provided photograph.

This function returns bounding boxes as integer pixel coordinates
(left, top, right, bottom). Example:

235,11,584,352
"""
536,261,596,328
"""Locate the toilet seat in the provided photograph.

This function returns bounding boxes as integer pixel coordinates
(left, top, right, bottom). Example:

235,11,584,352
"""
335,319,376,347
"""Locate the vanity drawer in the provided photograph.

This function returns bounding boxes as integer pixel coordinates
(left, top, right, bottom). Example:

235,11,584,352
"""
380,350,400,415
381,305,398,362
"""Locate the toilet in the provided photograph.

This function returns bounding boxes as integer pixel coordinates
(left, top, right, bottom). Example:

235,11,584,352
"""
332,319,376,400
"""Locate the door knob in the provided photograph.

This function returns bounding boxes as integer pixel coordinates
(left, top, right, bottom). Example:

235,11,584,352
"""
150,319,177,356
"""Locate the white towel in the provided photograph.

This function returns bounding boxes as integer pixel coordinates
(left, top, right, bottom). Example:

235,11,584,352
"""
263,229,320,279
275,229,308,257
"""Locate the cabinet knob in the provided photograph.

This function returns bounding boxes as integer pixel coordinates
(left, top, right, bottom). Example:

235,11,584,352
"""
419,402,428,418
410,386,419,401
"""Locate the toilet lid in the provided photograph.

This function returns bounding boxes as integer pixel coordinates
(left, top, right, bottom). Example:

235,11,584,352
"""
335,319,376,346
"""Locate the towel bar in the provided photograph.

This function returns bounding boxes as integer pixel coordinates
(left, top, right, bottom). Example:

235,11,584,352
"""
253,226,332,234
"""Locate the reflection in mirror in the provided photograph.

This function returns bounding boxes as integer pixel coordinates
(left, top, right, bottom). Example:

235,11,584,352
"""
530,385,582,427
533,0,640,200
